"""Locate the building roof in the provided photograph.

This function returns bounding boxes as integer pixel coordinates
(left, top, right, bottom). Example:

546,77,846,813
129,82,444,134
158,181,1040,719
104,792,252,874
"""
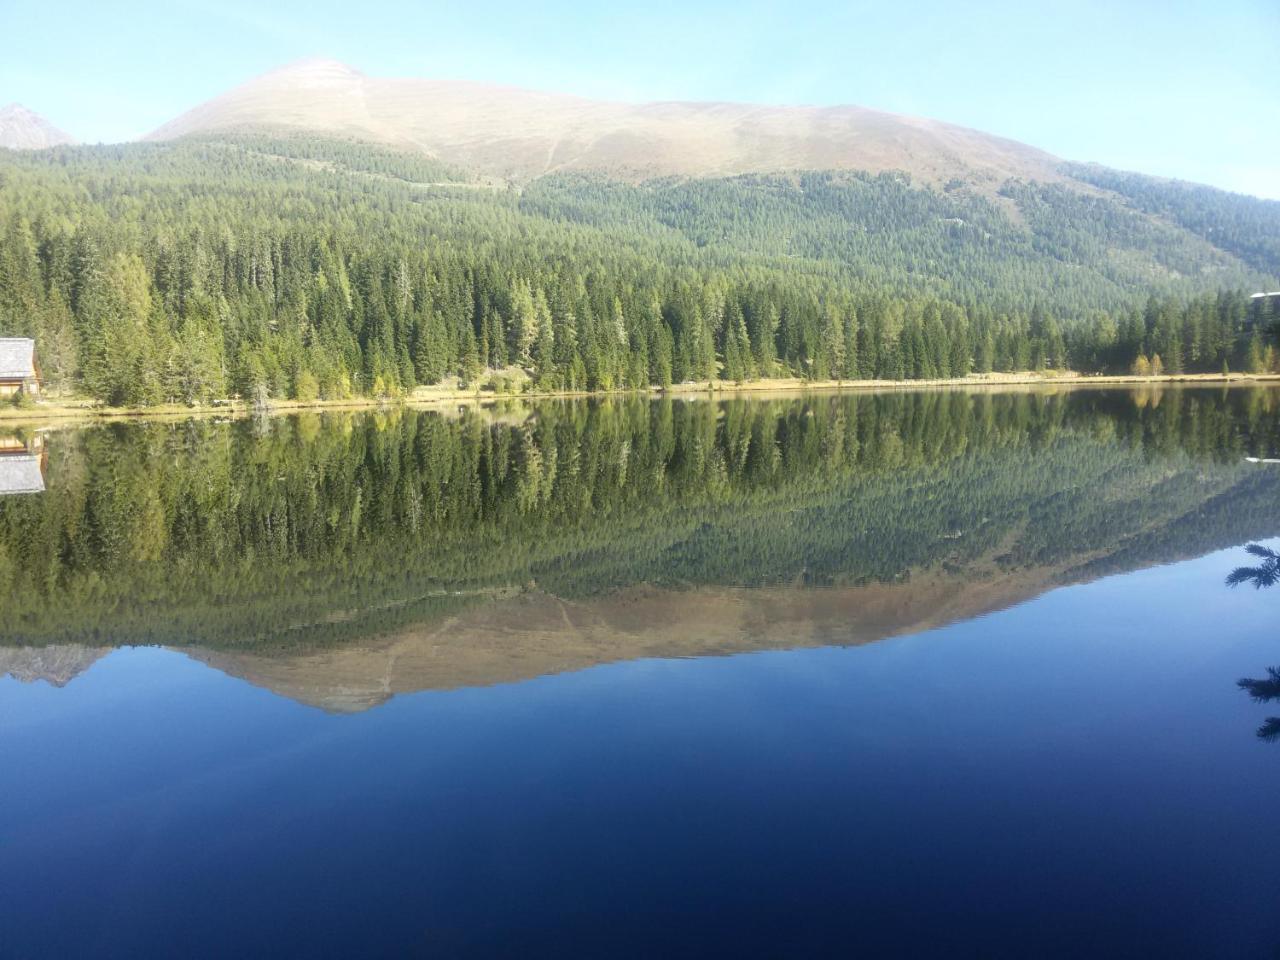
0,338,36,380
0,455,44,496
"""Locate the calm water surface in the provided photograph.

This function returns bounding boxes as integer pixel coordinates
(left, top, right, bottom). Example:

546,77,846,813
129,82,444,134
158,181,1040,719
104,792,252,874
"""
1,387,1278,958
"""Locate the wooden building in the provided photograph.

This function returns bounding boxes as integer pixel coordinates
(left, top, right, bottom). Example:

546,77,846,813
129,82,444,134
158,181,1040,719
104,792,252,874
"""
0,338,40,397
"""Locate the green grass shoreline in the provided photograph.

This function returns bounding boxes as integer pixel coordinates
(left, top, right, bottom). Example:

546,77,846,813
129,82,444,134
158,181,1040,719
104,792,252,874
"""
3,371,1278,425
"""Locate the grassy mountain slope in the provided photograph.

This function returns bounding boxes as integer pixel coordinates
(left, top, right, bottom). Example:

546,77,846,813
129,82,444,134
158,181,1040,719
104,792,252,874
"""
144,58,1066,187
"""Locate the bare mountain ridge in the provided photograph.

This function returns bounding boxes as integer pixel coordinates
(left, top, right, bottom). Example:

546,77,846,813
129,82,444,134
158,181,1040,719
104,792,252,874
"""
145,58,1065,185
0,103,76,150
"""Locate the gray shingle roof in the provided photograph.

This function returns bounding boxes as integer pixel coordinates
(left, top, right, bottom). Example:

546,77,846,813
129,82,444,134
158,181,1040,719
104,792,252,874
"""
0,455,44,495
0,338,36,379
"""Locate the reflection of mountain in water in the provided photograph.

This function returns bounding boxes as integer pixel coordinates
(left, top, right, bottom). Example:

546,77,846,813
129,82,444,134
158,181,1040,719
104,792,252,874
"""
0,644,107,687
181,571,1066,711
1,388,1278,710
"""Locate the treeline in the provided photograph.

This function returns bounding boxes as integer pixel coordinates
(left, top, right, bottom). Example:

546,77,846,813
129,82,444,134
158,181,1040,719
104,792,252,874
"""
0,138,1277,405
1,388,1278,647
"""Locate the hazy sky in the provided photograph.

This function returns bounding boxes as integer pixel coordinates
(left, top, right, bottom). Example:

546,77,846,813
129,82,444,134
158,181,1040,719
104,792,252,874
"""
3,0,1277,197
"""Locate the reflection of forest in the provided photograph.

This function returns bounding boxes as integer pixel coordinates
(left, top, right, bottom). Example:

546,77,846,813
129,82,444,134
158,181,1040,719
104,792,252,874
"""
1229,545,1280,743
0,389,1277,667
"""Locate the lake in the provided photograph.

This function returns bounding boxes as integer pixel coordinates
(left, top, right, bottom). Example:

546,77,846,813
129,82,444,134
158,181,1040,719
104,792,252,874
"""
2,386,1279,958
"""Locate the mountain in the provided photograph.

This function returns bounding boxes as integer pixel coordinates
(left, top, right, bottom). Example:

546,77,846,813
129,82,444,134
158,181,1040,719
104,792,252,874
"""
2,61,1278,405
145,58,1065,187
0,103,75,150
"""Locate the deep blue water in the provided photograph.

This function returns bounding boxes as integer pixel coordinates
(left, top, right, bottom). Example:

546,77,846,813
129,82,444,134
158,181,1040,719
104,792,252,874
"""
3,543,1279,958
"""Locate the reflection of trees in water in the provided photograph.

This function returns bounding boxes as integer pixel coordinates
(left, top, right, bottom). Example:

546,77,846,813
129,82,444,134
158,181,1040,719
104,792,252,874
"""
1228,544,1280,743
2,389,1279,649
1238,670,1280,743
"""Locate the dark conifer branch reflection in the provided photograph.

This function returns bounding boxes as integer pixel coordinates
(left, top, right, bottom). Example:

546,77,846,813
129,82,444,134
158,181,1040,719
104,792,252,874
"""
1226,544,1280,589
1228,544,1280,742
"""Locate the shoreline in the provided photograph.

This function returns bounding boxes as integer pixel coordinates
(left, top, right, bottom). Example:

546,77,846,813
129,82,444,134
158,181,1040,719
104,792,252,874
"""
3,371,1278,426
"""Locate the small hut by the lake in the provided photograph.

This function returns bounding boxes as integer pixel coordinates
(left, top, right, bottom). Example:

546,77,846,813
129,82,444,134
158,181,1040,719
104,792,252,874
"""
0,338,40,398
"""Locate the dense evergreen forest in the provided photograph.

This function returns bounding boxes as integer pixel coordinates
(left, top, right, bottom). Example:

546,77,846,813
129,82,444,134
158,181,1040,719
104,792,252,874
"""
0,135,1277,405
1,388,1277,647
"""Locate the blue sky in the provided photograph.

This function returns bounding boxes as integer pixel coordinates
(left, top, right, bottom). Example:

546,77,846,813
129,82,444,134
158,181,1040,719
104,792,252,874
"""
3,0,1277,197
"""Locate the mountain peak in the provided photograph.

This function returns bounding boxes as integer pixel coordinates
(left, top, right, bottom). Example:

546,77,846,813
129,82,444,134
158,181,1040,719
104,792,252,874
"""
0,103,76,149
268,57,365,82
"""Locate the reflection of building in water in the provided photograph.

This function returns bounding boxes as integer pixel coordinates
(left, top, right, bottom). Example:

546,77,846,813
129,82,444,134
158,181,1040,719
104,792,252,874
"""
0,338,41,398
0,433,46,496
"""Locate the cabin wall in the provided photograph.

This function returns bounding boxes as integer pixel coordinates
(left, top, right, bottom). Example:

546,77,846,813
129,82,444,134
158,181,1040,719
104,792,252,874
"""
0,380,39,397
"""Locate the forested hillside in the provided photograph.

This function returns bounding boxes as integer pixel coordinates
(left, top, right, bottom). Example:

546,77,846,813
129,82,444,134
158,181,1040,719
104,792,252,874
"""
1063,162,1280,276
0,134,1276,405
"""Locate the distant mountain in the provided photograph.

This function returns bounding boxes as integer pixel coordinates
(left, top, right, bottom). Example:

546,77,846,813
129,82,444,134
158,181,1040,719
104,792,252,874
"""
0,103,75,150
115,59,1280,291
145,58,1065,187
